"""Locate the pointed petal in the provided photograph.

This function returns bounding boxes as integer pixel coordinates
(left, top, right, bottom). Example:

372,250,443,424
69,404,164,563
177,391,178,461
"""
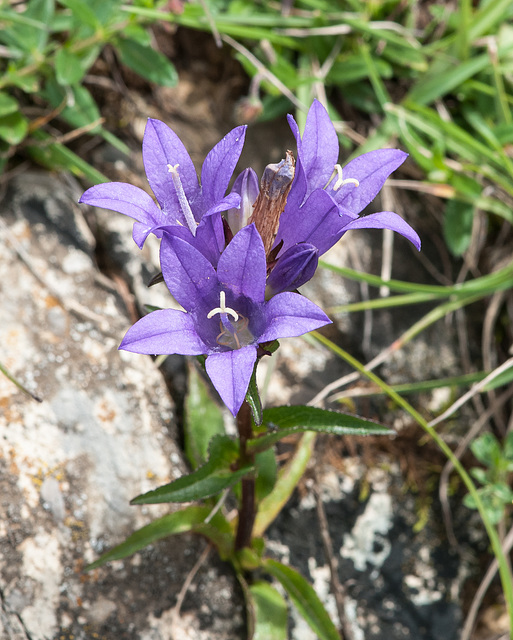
142,118,199,214
258,292,331,343
330,149,408,213
194,212,225,266
226,168,259,234
160,235,218,311
300,100,339,192
276,188,355,255
80,183,164,226
203,192,241,218
201,125,247,210
205,347,257,416
266,243,318,295
342,211,421,250
119,309,207,355
217,224,266,302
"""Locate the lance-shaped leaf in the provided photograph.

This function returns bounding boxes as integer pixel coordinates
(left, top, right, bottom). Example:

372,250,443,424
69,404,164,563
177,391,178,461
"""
86,505,234,570
184,361,225,470
247,405,393,454
264,559,341,640
250,580,288,640
131,435,254,504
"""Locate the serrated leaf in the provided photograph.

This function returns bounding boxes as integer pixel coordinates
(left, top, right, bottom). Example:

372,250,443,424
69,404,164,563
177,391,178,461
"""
131,435,254,504
248,406,392,454
86,505,234,570
184,361,225,470
0,112,28,144
443,199,474,257
0,92,19,117
55,48,86,85
264,559,341,640
250,581,288,640
116,37,177,87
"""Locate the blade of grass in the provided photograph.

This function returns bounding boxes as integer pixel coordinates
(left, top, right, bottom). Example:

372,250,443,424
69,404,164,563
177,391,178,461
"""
310,332,513,636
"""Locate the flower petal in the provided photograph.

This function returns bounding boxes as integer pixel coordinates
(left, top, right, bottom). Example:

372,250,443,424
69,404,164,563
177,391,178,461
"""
201,125,247,211
329,149,408,213
205,346,257,416
160,234,218,311
259,292,331,343
266,243,318,295
79,183,164,226
226,168,259,234
341,211,421,250
299,100,339,194
276,188,355,255
217,224,267,302
119,309,207,355
142,118,199,215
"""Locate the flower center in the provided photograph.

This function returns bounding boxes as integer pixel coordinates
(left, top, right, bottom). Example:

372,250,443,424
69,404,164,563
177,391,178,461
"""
207,291,253,350
325,164,360,191
167,163,197,236
207,290,239,322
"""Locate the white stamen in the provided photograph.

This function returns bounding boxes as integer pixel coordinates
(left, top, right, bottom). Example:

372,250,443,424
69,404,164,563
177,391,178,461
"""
325,164,360,191
207,291,239,321
167,163,197,236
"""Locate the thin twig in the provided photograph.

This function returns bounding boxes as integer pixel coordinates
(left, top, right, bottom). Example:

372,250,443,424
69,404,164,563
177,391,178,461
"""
314,484,355,640
172,543,212,619
221,35,307,114
428,357,513,428
438,386,513,548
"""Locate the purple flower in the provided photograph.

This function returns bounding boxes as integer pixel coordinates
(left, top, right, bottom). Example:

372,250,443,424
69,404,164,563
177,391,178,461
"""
275,100,421,257
119,224,330,416
79,119,246,253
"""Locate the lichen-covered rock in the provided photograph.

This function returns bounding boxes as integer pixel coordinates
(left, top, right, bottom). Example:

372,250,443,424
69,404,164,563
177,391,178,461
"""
0,172,243,640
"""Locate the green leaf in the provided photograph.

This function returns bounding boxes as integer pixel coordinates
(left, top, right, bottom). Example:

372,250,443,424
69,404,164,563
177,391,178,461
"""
254,447,277,502
264,559,341,640
26,129,109,182
0,112,28,145
42,80,102,131
246,364,263,426
0,92,19,117
115,37,178,87
470,433,501,468
407,53,490,105
254,432,316,537
248,406,393,454
250,581,288,640
57,0,101,30
442,199,474,257
55,48,87,85
184,361,225,470
86,505,233,570
131,435,254,504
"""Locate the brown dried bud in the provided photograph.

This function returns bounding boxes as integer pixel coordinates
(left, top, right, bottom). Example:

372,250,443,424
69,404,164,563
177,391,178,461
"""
248,151,295,257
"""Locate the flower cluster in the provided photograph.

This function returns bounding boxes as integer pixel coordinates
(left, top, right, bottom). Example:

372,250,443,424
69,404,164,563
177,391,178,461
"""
80,100,420,416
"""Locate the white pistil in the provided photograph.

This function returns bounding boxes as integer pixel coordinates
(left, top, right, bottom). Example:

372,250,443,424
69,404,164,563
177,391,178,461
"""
207,291,239,321
167,163,197,236
325,164,360,191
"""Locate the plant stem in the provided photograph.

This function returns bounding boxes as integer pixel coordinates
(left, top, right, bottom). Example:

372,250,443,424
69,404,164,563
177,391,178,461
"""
235,400,256,550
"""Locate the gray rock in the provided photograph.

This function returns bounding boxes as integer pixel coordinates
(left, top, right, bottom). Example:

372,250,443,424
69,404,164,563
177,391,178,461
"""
0,172,243,640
